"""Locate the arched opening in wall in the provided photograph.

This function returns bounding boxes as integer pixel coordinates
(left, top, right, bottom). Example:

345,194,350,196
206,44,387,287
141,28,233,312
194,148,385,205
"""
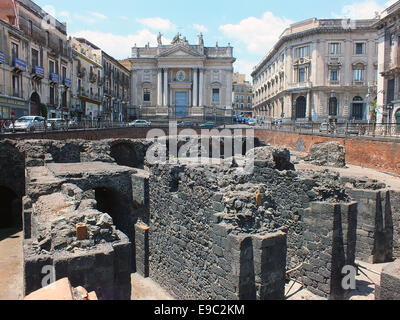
0,186,22,230
110,143,142,169
29,92,41,116
296,96,306,119
94,187,141,271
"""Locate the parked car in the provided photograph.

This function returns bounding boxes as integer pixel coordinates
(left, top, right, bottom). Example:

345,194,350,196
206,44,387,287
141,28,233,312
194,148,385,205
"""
295,122,311,129
129,120,151,128
319,122,329,133
337,124,360,135
199,121,215,129
68,119,79,129
177,121,194,128
247,119,256,126
13,116,45,132
47,118,67,131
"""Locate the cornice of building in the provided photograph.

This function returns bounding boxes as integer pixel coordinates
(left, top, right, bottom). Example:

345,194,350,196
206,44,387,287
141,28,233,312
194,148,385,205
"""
252,19,378,78
73,49,103,69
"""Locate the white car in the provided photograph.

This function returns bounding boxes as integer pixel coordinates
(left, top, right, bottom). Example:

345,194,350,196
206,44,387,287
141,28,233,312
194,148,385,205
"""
13,116,45,132
129,120,151,128
247,119,256,126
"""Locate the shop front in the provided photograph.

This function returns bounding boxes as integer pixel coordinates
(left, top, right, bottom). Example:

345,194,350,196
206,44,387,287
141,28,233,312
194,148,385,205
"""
0,96,28,120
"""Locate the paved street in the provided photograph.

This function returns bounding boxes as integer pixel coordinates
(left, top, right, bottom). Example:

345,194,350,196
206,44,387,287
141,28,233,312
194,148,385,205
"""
0,229,23,300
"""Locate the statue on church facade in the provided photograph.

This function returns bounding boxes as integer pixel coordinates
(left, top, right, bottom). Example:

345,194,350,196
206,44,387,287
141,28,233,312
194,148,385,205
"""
157,32,162,46
198,33,204,46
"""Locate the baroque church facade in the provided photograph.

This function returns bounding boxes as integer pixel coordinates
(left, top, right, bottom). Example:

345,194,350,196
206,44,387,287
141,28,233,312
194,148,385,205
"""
129,33,235,121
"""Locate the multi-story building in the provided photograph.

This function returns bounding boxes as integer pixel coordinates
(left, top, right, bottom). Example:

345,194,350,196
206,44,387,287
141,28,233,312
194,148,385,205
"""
70,38,103,122
252,18,378,124
232,73,253,118
129,33,235,122
102,52,131,122
376,1,400,134
0,0,72,120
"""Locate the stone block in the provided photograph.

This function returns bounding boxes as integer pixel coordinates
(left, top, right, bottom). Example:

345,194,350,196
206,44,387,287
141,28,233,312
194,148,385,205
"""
378,259,400,300
76,223,88,240
24,278,73,300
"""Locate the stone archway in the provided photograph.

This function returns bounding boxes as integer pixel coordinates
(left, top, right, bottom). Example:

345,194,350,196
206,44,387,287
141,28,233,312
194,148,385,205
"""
94,187,139,272
296,96,307,119
110,143,142,169
0,186,21,229
29,92,41,116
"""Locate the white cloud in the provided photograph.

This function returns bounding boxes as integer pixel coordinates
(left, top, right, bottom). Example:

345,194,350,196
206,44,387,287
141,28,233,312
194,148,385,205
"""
219,12,292,55
73,12,108,25
137,17,176,31
71,29,171,59
89,12,108,20
193,24,208,33
332,0,398,19
234,59,257,81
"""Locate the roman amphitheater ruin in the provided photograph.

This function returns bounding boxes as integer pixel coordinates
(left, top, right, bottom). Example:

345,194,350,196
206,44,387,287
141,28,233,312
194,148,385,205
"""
1,132,400,300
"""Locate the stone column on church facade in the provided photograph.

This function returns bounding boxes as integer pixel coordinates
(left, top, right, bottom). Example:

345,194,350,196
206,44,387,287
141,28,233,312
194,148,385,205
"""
157,68,162,106
199,68,204,107
163,68,168,107
193,68,198,107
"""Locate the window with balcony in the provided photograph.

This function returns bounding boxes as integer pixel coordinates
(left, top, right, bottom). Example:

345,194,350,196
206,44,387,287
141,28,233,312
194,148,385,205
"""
298,68,306,83
49,60,55,74
62,66,67,81
143,88,151,102
355,43,365,55
330,70,338,81
12,75,20,97
11,42,19,64
354,69,363,81
212,88,220,103
296,46,309,58
31,49,39,68
329,43,340,55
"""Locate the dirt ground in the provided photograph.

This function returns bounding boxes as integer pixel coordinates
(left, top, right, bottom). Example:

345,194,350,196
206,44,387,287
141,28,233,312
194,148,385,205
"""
0,229,23,300
131,273,174,300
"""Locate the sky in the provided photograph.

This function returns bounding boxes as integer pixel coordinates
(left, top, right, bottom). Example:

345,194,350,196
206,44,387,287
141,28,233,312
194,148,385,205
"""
35,0,398,80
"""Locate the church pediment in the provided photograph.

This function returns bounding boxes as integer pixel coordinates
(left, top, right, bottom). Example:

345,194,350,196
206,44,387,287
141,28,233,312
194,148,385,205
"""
157,45,204,58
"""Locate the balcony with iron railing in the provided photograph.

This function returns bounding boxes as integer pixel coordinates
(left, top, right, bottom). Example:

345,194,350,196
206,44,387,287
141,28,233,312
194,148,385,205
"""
12,58,27,73
32,65,44,80
50,73,60,84
77,67,86,78
89,72,98,83
77,88,103,103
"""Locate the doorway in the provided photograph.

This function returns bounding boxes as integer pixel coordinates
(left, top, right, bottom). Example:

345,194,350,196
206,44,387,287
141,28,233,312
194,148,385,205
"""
29,92,41,116
175,91,188,117
295,96,306,119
